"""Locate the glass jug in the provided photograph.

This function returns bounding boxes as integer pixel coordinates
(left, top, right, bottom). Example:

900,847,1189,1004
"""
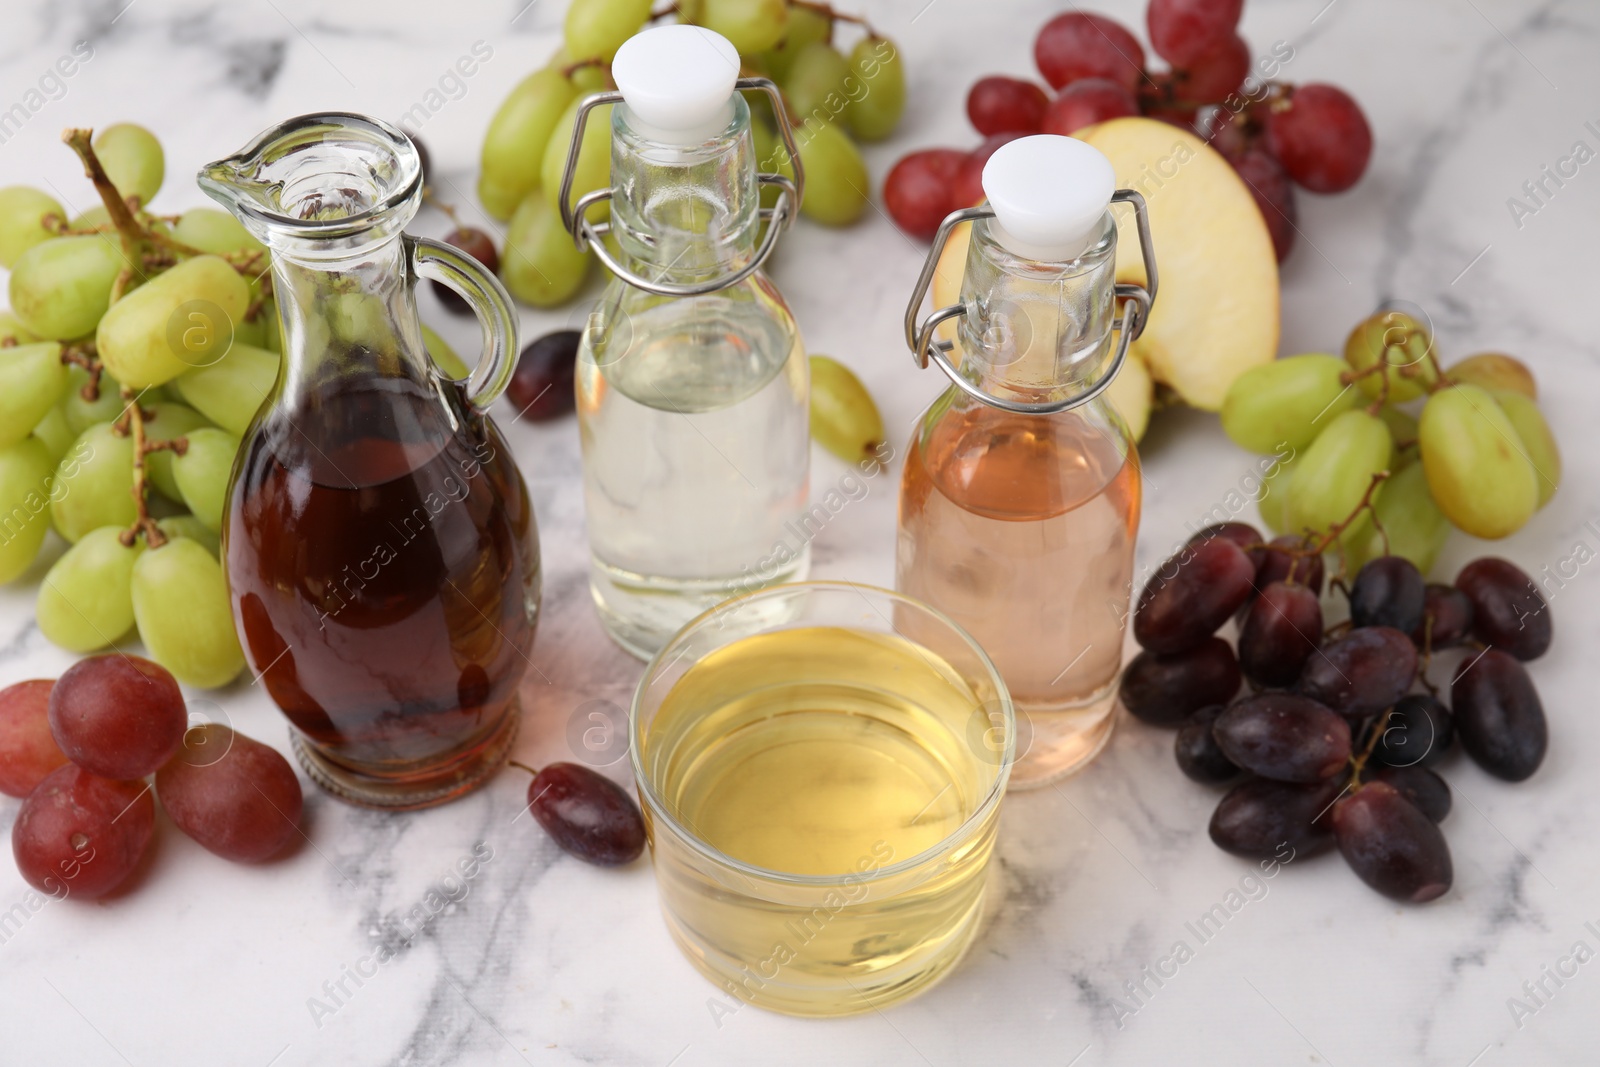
200,113,540,810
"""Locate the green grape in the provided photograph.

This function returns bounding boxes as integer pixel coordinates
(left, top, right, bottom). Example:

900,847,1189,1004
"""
0,311,39,346
809,355,883,463
1377,405,1419,466
156,514,220,558
61,366,131,435
783,42,851,122
499,192,593,308
479,67,580,221
30,407,75,465
0,187,65,268
69,205,110,230
1254,453,1299,535
50,422,137,543
1286,409,1392,538
141,402,213,502
9,236,131,340
1419,384,1536,540
130,537,245,688
1220,353,1358,454
794,119,868,226
0,342,67,446
1343,310,1439,403
1446,352,1535,399
564,0,651,61
97,254,251,388
173,342,279,436
93,123,165,206
1490,389,1560,508
1351,460,1449,576
171,207,268,258
0,438,55,583
694,0,789,55
421,323,471,379
36,525,144,652
172,427,238,531
844,36,906,142
760,4,833,79
542,98,612,225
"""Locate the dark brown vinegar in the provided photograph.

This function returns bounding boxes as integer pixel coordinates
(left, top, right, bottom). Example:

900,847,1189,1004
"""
226,376,538,779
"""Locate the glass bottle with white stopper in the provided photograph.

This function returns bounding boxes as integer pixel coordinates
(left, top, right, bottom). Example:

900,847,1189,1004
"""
558,25,810,659
898,135,1158,788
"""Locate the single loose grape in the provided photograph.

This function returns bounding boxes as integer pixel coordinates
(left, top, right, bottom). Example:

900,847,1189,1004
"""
50,654,186,779
12,763,155,900
507,330,580,422
157,723,303,863
0,680,69,797
525,762,646,866
808,355,883,464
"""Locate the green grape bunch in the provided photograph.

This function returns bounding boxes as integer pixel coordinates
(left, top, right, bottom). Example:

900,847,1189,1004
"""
1,124,262,688
1220,308,1562,578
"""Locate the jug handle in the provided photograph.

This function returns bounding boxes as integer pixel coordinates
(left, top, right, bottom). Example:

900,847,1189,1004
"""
405,235,520,414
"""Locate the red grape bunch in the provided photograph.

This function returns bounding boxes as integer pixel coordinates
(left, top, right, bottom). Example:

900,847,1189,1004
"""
1121,521,1552,904
1,655,304,899
884,1,1373,261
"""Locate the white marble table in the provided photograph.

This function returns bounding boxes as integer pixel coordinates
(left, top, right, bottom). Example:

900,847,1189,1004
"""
2,1,1597,1063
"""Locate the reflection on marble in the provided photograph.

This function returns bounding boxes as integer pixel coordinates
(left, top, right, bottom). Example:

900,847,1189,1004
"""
1,0,1598,1064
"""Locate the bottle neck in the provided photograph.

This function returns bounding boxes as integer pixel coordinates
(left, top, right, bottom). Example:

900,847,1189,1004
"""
609,96,761,288
954,214,1119,407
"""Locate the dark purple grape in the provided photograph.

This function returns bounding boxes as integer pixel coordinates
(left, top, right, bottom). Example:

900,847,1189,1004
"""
1349,556,1425,633
1451,649,1547,781
1120,637,1240,726
1370,765,1451,824
1332,781,1452,902
1134,538,1257,654
1175,704,1241,785
1209,776,1345,858
1213,694,1351,783
1371,693,1453,769
1411,584,1474,650
430,227,501,315
1455,558,1551,661
527,762,645,867
1187,521,1265,569
1296,627,1417,723
1256,535,1325,594
1238,582,1324,688
507,329,581,422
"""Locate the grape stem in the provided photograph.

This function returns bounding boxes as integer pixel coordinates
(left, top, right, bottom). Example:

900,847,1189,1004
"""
114,390,186,550
59,342,104,400
1347,706,1392,788
507,760,540,778
61,129,149,270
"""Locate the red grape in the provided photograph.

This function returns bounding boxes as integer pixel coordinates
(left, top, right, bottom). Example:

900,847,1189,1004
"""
952,133,1023,210
507,329,580,422
1264,83,1373,193
1173,33,1250,103
1203,107,1249,160
1452,649,1546,781
49,655,186,780
12,764,154,900
1296,626,1417,723
1371,694,1454,770
1134,538,1257,654
1256,535,1325,595
156,724,303,863
1412,583,1474,649
1213,694,1351,783
527,762,645,866
1237,581,1323,688
1175,705,1241,784
431,227,500,316
1120,637,1241,726
1147,0,1244,68
1349,556,1426,633
0,680,69,798
1230,147,1297,262
1333,781,1452,902
1040,78,1140,137
884,149,966,241
1034,13,1146,93
1210,776,1344,858
1455,557,1550,661
1188,521,1266,570
1370,764,1451,824
966,76,1049,136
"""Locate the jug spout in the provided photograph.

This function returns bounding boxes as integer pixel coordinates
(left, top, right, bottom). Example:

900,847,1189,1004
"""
198,112,422,253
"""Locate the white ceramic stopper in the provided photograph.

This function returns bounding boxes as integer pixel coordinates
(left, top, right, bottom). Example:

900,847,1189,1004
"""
981,135,1117,261
611,25,742,144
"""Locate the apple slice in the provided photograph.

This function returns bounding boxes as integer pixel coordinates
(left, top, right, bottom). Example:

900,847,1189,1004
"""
1075,117,1279,411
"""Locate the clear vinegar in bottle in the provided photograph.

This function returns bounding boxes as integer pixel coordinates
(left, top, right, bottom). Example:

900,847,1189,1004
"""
560,26,810,659
897,136,1156,789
